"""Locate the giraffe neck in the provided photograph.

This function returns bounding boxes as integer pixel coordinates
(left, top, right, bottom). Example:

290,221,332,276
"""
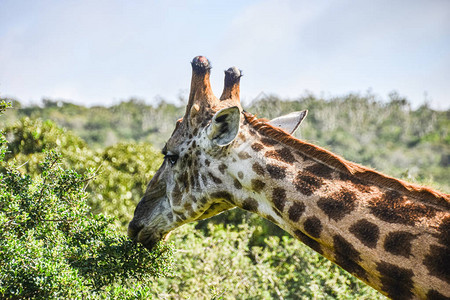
223,113,449,299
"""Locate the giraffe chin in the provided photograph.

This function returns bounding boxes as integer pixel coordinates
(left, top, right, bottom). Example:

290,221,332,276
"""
141,237,160,251
139,232,172,251
135,229,163,251
129,223,172,251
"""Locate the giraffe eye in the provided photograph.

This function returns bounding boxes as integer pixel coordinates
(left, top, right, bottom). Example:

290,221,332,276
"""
165,154,179,166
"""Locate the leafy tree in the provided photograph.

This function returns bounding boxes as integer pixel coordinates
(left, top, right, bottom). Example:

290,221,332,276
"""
2,118,163,230
144,222,384,299
0,101,173,299
89,142,163,228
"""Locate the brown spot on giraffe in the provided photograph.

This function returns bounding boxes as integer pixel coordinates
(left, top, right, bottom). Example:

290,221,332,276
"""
190,173,200,190
339,172,372,193
201,174,207,185
251,179,266,193
242,197,258,212
376,261,414,300
267,164,286,179
304,163,334,179
208,172,223,184
184,202,194,214
172,183,182,205
317,188,357,221
186,157,193,168
233,179,242,189
272,187,287,212
333,235,368,280
252,162,265,176
294,171,323,196
265,148,296,164
288,202,305,222
238,132,247,142
238,151,251,160
261,137,278,146
349,219,380,248
384,231,417,258
218,163,227,174
423,245,450,284
369,190,437,225
294,230,323,255
303,217,322,238
251,142,264,152
179,172,190,192
210,191,234,203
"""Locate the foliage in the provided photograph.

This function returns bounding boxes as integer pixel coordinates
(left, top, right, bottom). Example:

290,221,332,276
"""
89,142,163,228
0,102,173,299
145,222,384,299
2,118,163,230
2,98,184,148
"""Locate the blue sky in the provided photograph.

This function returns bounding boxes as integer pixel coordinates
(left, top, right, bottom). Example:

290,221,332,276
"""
1,0,449,109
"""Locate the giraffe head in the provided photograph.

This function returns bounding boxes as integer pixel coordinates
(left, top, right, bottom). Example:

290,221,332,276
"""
128,56,306,250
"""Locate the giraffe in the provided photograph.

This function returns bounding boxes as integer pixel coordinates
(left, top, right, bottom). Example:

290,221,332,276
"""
128,56,450,299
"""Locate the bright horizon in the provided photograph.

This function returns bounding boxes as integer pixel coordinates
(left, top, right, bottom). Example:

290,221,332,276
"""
1,0,449,110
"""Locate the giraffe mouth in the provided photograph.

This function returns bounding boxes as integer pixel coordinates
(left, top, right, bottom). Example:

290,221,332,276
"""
140,236,160,251
128,219,172,251
128,224,162,250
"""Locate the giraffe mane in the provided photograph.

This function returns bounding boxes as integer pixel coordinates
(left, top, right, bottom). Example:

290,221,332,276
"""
243,112,450,209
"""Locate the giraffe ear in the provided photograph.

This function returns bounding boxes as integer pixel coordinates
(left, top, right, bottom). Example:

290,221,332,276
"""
268,110,308,135
207,106,241,146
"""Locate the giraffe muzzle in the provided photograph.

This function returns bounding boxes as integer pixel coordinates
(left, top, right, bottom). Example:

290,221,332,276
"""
127,219,143,242
128,219,166,251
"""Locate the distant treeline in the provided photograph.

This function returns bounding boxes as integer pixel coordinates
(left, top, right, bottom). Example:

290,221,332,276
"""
2,93,449,192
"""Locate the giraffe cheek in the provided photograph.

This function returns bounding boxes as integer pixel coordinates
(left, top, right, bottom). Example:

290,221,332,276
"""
171,190,183,207
170,181,184,206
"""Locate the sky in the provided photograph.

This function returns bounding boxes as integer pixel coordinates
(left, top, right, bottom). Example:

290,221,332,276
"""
1,0,449,109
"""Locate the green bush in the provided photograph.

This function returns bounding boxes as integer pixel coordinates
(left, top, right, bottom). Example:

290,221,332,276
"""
0,101,173,299
2,117,94,177
145,222,384,299
89,142,163,229
2,118,163,230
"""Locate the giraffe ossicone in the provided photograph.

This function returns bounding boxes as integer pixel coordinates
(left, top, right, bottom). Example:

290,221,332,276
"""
128,56,450,299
